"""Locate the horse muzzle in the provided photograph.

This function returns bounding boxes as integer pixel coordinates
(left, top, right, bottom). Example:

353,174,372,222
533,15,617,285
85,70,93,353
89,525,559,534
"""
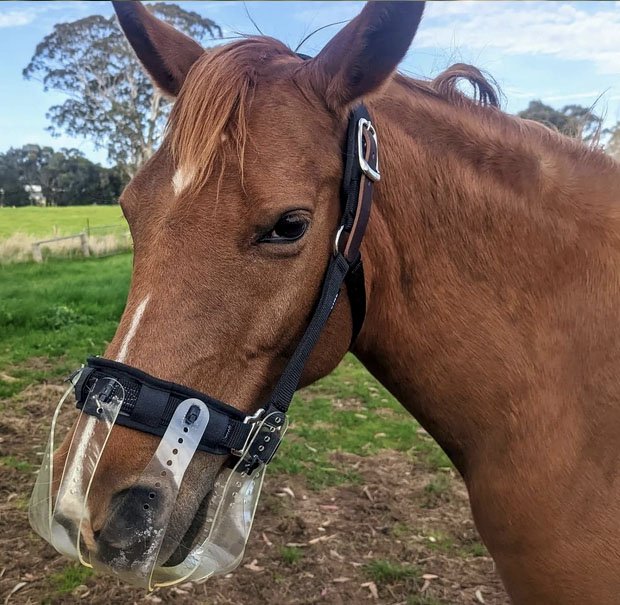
28,362,287,590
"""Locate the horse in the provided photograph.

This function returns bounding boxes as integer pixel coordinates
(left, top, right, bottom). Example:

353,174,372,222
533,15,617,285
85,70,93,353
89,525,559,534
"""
42,1,620,602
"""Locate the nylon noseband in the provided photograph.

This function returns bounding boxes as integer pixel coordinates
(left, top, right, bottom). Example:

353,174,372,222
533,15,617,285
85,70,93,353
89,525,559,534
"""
74,103,379,469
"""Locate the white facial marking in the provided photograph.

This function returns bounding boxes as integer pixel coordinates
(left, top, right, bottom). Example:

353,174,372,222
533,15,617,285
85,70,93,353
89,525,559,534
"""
116,295,150,363
172,165,196,196
55,415,97,524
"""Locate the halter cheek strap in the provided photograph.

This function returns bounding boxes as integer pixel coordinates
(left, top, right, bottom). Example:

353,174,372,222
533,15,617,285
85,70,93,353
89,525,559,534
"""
73,104,379,469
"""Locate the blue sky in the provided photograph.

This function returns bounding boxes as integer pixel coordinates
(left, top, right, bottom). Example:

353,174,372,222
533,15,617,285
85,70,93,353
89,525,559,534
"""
1,1,620,165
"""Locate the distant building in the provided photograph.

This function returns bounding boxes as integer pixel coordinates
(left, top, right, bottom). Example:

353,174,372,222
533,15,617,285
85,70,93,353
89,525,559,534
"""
25,184,46,206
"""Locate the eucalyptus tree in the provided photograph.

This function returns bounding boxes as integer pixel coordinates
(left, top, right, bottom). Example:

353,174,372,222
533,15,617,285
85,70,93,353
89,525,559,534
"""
24,3,221,178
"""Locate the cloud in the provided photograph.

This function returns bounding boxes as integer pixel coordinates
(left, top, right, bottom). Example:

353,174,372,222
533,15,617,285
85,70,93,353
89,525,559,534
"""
0,9,35,28
416,1,620,76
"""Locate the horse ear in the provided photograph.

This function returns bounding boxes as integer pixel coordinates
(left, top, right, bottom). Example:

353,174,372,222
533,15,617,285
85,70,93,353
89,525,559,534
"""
112,1,204,97
309,1,425,110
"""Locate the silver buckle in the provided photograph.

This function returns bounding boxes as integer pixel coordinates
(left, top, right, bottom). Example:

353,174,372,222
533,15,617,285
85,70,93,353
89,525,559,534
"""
357,118,380,182
231,408,265,457
333,225,345,256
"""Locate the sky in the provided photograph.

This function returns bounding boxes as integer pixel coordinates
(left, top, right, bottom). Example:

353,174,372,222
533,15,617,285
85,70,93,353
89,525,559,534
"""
1,1,620,165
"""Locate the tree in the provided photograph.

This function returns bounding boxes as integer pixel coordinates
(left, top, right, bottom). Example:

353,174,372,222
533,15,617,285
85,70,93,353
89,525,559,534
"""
605,124,620,162
0,145,126,206
23,4,221,179
518,100,603,143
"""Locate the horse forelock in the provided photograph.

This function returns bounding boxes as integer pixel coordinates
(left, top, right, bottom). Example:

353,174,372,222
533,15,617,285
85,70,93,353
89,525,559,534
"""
166,37,296,197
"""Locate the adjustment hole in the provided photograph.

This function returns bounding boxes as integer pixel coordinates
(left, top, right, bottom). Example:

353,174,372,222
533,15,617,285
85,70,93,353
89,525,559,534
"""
155,482,161,488
143,504,150,510
96,407,103,414
149,492,156,499
166,460,173,466
172,448,178,455
178,438,183,444
183,427,189,433
161,470,167,477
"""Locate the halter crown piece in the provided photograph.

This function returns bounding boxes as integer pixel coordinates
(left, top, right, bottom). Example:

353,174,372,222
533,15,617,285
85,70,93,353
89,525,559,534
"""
29,104,379,589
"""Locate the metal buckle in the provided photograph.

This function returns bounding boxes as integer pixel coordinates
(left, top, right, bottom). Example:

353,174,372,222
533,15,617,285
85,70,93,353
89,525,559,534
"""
231,408,265,457
357,118,380,182
333,225,345,256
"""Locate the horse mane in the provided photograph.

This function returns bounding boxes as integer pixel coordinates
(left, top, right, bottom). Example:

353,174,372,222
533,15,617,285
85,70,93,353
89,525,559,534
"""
167,36,611,196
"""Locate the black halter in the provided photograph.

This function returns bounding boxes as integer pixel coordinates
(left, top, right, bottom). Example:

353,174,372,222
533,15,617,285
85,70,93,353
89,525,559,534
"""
74,104,379,468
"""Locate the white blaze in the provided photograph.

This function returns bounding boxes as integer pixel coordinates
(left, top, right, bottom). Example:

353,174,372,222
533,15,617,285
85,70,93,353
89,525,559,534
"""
116,295,150,363
172,165,196,196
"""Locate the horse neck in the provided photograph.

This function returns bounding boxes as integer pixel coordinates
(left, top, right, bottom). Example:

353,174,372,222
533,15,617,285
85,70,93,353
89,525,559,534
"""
354,84,620,475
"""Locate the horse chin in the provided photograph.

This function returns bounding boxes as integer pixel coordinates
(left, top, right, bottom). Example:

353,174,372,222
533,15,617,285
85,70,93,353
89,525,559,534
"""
159,453,225,567
163,488,212,567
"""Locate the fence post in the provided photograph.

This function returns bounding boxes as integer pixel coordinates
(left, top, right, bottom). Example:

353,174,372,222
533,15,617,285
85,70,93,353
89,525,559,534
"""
32,243,43,263
80,232,90,257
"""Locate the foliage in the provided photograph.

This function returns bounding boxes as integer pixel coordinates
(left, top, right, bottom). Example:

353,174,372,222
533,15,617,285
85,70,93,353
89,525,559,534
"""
517,100,603,142
0,145,125,206
23,3,221,178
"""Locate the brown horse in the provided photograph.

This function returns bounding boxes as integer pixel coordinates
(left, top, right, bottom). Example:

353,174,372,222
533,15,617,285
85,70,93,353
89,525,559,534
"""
50,1,620,602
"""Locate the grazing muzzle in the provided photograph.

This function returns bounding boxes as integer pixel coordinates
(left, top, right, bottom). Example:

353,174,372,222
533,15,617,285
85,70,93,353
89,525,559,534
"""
28,104,379,589
29,362,287,589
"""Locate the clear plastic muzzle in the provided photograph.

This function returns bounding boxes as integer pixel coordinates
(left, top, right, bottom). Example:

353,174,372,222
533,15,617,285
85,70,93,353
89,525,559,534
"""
29,370,287,590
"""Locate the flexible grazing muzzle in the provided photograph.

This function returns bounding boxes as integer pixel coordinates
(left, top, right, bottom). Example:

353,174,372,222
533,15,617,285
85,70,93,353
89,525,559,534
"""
28,363,287,589
29,104,379,589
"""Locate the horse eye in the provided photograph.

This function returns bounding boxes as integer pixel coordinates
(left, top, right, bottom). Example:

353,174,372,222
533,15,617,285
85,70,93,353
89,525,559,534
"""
259,214,308,244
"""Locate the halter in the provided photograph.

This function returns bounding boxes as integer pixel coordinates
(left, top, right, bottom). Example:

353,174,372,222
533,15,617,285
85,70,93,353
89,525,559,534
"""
73,104,379,470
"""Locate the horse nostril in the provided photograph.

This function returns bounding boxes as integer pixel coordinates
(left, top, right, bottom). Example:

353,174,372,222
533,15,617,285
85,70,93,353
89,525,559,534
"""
93,529,101,541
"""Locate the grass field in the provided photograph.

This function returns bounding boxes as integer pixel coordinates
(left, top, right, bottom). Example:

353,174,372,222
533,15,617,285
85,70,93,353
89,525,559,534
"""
0,254,508,604
0,205,126,239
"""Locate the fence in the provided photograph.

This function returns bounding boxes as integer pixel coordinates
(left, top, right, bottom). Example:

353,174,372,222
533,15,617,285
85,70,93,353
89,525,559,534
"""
29,223,131,263
32,233,90,262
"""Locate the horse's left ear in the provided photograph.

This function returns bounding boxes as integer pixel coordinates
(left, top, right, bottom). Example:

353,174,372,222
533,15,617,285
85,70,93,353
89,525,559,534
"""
112,1,204,97
309,1,425,110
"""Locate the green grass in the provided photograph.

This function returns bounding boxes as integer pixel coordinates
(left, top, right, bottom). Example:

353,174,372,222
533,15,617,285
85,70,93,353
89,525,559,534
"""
48,563,93,596
270,356,452,489
0,205,126,239
279,545,304,565
0,455,34,472
0,253,131,398
364,559,419,583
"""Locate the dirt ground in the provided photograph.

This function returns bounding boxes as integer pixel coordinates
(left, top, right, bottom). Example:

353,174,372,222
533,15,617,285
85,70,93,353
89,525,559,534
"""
0,384,510,605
